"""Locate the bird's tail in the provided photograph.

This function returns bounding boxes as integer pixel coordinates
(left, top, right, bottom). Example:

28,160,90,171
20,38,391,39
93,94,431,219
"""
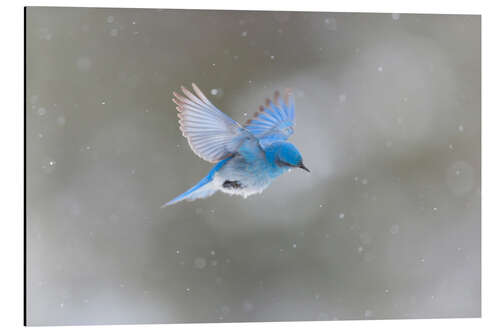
162,175,218,207
162,156,232,207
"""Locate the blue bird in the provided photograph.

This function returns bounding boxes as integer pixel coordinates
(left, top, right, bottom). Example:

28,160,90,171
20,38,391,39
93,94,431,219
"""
163,83,309,207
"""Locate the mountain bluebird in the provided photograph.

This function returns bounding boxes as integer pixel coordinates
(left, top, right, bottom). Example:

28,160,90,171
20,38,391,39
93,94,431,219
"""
163,83,309,206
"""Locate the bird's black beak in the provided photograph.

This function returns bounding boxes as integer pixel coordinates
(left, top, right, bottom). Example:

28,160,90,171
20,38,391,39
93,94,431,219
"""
299,162,310,173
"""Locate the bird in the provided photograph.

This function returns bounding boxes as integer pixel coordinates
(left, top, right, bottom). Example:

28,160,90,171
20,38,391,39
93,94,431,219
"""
162,83,309,207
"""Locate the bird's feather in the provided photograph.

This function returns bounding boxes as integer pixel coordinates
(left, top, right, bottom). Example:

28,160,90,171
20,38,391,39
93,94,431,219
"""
244,90,295,147
174,83,251,163
162,156,232,207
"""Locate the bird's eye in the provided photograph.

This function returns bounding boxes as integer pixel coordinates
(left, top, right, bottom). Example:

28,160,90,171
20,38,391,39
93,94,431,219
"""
276,160,294,168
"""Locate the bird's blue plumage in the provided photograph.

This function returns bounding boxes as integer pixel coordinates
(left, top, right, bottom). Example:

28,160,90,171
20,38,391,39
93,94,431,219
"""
163,84,308,206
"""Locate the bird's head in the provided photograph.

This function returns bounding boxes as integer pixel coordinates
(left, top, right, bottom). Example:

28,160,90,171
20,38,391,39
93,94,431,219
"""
274,142,310,173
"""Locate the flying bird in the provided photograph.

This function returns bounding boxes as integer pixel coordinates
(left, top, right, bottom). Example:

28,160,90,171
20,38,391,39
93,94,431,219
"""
163,83,309,206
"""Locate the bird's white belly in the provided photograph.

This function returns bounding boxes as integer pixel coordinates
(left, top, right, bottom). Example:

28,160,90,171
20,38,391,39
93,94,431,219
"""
213,158,275,198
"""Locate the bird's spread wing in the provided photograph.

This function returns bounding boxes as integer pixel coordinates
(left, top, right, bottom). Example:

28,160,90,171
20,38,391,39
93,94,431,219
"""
173,83,252,163
244,90,295,147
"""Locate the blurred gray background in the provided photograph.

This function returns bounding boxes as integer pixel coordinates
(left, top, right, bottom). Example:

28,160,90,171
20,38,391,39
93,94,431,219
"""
26,7,480,326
